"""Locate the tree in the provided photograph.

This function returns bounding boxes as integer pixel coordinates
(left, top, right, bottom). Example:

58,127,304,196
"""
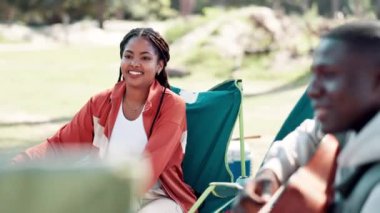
95,0,106,28
331,0,340,17
179,0,196,17
301,0,313,13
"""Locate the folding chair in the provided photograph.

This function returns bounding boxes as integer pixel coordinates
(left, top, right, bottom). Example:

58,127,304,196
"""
272,89,314,141
172,79,247,213
215,87,314,212
252,87,314,174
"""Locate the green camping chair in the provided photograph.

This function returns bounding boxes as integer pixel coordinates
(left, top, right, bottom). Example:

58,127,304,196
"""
257,87,314,172
272,89,314,141
172,79,248,213
256,87,314,167
215,87,314,212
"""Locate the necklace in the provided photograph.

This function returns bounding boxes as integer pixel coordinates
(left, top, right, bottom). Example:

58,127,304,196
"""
124,99,144,113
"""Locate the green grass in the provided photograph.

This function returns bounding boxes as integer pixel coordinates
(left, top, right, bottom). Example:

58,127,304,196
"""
0,44,309,164
0,45,118,116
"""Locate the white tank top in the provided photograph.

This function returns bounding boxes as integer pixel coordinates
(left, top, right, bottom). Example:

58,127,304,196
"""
106,103,148,162
106,101,166,200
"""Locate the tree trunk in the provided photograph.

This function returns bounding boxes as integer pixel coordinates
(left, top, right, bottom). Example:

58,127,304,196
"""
61,12,70,44
376,0,380,19
301,0,312,14
331,0,340,18
179,0,195,17
272,0,282,11
5,5,16,24
317,0,338,17
96,0,106,29
352,0,363,17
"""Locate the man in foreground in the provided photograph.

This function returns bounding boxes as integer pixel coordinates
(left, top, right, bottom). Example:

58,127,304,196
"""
234,20,380,212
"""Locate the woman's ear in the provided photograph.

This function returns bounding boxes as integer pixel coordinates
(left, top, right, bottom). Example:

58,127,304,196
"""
157,60,164,74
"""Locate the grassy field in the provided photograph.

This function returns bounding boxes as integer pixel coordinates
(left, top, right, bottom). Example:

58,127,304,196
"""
0,44,309,170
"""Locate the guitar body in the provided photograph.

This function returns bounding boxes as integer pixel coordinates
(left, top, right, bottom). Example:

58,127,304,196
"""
261,134,339,213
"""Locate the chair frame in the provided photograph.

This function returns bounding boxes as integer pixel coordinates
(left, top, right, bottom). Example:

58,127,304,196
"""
188,80,248,213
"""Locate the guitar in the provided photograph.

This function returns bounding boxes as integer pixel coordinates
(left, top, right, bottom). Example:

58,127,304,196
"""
234,134,339,213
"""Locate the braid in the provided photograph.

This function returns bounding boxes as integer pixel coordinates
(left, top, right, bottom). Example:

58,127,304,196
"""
118,28,171,88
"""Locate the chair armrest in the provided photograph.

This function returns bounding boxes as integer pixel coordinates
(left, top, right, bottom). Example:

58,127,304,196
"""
188,182,244,213
210,182,243,198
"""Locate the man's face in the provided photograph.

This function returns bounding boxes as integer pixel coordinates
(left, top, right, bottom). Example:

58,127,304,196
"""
308,38,379,133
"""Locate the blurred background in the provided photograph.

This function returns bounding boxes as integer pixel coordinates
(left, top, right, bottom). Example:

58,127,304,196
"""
0,0,379,172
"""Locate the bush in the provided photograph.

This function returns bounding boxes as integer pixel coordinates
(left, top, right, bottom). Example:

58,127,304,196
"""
164,16,207,44
114,0,177,20
182,44,234,78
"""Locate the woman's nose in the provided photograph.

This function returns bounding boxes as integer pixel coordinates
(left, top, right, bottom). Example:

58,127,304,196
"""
129,60,139,67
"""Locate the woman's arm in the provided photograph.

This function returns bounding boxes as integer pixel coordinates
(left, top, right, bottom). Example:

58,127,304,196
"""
12,97,96,164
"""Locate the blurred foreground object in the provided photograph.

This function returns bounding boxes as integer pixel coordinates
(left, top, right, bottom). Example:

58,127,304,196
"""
0,157,148,213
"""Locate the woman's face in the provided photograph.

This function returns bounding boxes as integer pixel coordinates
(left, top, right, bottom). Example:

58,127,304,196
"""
120,36,163,89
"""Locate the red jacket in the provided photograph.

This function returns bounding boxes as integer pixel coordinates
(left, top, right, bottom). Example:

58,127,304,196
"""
13,80,196,211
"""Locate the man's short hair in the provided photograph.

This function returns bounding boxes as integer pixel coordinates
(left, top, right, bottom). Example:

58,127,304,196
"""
322,21,380,62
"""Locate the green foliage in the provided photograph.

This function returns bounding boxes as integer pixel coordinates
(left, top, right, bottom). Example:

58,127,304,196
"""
190,0,254,13
181,44,234,79
2,0,379,25
164,7,224,44
122,0,177,20
164,16,207,44
3,0,105,25
2,0,177,25
0,35,5,43
201,6,225,18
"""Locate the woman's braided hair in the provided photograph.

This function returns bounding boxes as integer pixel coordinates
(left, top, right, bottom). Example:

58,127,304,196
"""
118,28,170,88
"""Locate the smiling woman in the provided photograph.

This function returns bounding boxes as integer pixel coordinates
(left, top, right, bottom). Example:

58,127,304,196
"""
11,28,196,213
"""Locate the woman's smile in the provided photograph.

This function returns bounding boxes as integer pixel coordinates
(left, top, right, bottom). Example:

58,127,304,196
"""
128,70,143,76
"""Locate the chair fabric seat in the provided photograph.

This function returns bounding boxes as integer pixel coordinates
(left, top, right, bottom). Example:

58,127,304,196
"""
172,80,242,212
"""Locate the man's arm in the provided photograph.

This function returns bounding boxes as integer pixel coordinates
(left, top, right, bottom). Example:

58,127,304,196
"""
259,119,323,183
233,119,324,212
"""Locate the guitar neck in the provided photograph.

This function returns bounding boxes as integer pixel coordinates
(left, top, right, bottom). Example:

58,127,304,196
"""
259,185,286,213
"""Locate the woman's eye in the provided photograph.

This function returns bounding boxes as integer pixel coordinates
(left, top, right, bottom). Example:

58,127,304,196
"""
142,56,151,61
124,55,132,59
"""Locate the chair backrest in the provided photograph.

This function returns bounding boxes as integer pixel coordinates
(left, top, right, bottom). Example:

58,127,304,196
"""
259,88,314,169
172,79,242,212
273,88,314,141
